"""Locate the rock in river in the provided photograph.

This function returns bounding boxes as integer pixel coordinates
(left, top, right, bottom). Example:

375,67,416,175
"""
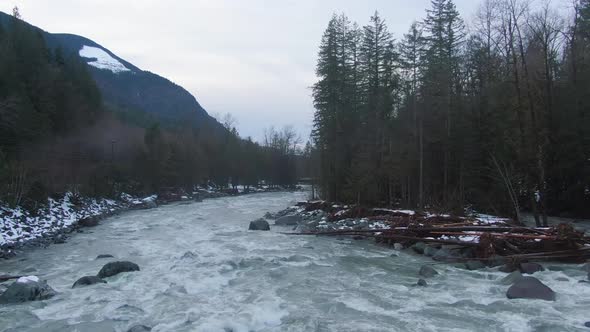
499,271,523,285
416,279,428,287
128,325,152,332
249,218,270,231
519,262,545,275
96,254,115,259
275,215,302,226
78,216,100,227
418,265,439,278
506,276,556,301
464,260,486,271
98,261,140,278
411,242,426,254
0,276,56,304
72,276,107,288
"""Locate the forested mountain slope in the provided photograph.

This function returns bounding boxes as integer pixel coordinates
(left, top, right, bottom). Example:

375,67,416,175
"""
0,11,221,131
0,10,302,207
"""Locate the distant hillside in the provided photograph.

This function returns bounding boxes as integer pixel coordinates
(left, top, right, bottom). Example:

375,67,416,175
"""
0,11,222,131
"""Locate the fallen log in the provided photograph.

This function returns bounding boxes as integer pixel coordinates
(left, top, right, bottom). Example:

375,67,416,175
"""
429,231,559,240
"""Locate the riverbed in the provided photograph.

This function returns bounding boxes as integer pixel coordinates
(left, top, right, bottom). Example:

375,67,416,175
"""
1,191,589,331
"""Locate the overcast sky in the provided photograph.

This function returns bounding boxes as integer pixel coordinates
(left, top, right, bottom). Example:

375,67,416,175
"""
1,0,482,142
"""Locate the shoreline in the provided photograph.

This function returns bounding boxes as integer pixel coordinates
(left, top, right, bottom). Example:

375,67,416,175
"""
265,200,590,269
1,186,300,259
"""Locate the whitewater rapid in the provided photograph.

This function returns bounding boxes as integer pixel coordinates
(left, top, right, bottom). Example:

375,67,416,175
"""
1,191,589,332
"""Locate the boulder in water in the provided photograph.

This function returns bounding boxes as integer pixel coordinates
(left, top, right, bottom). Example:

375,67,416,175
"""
584,322,590,328
275,215,302,226
393,243,403,250
506,276,556,301
249,218,270,231
423,245,438,257
78,216,100,227
465,260,486,271
416,279,428,287
72,276,107,288
433,246,461,261
96,254,115,259
53,234,67,244
418,265,438,278
499,263,518,273
128,325,152,332
519,262,545,275
499,271,523,285
97,261,140,278
411,242,426,254
0,276,56,303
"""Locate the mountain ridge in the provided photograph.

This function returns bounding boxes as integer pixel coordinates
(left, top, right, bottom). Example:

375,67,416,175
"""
0,11,223,131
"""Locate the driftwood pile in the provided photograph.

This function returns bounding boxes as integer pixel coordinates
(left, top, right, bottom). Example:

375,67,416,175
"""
293,201,590,264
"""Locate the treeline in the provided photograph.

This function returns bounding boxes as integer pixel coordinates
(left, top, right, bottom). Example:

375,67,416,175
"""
311,0,590,223
0,10,301,208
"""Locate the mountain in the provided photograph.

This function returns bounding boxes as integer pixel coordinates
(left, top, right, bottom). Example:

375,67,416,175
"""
0,11,222,131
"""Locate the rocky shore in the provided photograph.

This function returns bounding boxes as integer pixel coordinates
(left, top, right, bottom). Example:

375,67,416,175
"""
253,200,590,306
0,185,296,259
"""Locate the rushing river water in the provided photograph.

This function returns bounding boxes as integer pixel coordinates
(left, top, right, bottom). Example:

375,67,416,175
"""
1,191,589,332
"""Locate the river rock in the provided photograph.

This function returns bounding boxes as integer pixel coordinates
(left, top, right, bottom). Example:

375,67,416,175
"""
418,265,439,278
487,255,507,267
499,271,523,285
96,254,115,259
53,234,67,244
97,261,140,278
248,218,270,231
506,276,556,301
546,265,566,272
127,325,152,332
423,245,438,257
433,246,461,261
416,279,428,287
0,276,56,303
464,260,486,271
78,216,100,227
555,277,569,282
393,243,404,250
585,322,590,328
411,242,426,254
72,276,107,288
519,262,545,274
275,215,302,226
499,263,518,273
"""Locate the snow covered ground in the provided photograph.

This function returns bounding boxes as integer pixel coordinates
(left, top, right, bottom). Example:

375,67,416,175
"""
1,186,298,257
79,46,131,73
283,202,514,245
0,192,122,249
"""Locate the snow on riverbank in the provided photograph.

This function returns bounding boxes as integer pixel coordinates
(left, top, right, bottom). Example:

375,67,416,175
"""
271,201,513,244
0,192,122,248
1,186,302,258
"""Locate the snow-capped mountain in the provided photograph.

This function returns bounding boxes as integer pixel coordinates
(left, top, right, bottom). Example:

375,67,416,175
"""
0,11,221,130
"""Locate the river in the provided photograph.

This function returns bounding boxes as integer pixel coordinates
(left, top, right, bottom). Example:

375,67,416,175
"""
1,191,589,331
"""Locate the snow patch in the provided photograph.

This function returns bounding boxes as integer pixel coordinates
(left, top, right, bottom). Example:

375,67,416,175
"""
16,275,39,283
79,46,130,73
474,213,510,225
